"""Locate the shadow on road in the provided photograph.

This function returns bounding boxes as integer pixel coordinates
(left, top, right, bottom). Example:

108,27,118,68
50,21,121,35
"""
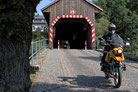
59,75,113,89
30,75,135,92
30,82,131,92
78,56,101,62
58,75,133,92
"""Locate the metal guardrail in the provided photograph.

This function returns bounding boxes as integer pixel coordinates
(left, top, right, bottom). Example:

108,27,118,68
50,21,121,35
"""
29,39,48,65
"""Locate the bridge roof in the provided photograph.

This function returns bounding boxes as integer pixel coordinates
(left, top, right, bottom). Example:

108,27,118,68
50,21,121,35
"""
41,0,103,11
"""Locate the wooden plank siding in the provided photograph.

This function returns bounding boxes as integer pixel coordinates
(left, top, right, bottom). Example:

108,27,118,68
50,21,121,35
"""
42,0,102,26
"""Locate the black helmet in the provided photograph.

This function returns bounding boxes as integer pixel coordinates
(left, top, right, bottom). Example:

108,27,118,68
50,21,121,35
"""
108,23,116,31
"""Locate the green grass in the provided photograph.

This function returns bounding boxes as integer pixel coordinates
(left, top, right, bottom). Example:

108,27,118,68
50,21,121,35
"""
30,65,39,83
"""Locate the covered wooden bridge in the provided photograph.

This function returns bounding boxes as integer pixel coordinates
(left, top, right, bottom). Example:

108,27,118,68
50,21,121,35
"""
42,0,103,49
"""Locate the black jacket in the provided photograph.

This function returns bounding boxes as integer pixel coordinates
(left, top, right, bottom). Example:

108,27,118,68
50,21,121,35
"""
102,33,121,51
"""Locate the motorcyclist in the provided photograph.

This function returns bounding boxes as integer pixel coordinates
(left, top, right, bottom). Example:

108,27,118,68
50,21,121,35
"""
100,23,122,71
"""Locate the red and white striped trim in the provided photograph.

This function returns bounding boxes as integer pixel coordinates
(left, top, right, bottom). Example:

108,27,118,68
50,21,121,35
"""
85,40,87,50
50,15,95,44
51,16,60,26
85,17,94,27
61,15,84,18
85,17,95,43
49,27,53,43
92,28,95,43
58,40,60,50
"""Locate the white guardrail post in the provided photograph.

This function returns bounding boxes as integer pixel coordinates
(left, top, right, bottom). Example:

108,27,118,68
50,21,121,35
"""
39,40,40,56
35,41,38,64
31,42,34,65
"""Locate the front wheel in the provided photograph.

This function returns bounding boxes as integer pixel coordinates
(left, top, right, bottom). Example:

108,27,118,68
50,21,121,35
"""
114,66,122,88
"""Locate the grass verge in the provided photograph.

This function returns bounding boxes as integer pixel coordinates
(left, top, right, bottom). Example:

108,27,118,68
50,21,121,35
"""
30,65,40,83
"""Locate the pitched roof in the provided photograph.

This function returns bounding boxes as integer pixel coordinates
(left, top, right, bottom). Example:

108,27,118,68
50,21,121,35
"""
41,0,103,11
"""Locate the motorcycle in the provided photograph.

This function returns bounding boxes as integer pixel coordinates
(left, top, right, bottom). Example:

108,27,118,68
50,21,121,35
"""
99,35,130,88
63,44,67,49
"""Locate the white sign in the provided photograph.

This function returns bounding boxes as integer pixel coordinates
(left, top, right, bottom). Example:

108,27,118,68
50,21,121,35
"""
70,9,76,15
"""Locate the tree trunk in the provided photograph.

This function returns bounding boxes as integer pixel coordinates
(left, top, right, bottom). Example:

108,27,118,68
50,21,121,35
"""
0,0,40,92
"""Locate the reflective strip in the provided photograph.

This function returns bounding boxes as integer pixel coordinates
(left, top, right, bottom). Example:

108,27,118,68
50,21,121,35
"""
70,15,72,18
92,38,95,43
92,28,95,32
85,17,89,20
50,32,53,37
87,19,90,22
53,21,56,24
51,23,54,26
92,30,95,35
49,38,53,43
85,40,87,45
92,33,95,38
50,15,95,44
92,28,95,43
90,23,94,27
65,15,67,18
50,28,53,32
57,16,60,19
89,21,92,24
49,28,53,43
55,18,58,22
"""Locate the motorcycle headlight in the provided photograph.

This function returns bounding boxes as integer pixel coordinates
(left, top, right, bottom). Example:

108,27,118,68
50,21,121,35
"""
118,50,122,53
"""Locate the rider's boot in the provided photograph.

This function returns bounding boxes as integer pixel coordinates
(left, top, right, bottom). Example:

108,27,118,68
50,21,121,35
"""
100,63,104,71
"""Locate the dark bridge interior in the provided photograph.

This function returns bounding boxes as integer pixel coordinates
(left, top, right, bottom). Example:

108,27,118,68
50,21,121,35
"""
53,18,91,49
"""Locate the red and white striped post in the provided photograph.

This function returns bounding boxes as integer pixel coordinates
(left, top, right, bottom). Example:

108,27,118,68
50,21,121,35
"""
85,40,87,50
58,40,60,50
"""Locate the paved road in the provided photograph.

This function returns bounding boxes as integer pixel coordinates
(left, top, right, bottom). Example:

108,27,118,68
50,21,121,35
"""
30,49,138,92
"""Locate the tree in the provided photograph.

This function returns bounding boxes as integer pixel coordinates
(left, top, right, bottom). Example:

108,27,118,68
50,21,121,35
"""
94,0,138,53
0,0,40,92
127,0,138,14
95,17,109,38
94,0,138,40
32,27,49,41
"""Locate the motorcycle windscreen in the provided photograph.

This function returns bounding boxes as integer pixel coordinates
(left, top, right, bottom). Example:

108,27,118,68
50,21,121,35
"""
111,34,124,47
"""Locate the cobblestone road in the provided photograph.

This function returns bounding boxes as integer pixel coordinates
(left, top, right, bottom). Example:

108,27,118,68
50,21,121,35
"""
30,49,138,92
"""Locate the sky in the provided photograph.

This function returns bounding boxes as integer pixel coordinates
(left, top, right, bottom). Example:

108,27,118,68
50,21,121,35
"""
36,0,54,15
36,0,93,15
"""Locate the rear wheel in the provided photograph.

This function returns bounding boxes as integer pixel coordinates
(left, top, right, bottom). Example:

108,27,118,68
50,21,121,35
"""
114,67,122,88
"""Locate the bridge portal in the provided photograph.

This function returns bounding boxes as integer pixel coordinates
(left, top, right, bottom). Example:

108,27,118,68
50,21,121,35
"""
42,0,103,49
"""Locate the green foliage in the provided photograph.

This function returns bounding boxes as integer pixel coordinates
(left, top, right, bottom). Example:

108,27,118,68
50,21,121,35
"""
94,0,138,56
95,17,109,38
0,0,41,40
94,0,138,38
32,27,49,41
127,0,138,14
